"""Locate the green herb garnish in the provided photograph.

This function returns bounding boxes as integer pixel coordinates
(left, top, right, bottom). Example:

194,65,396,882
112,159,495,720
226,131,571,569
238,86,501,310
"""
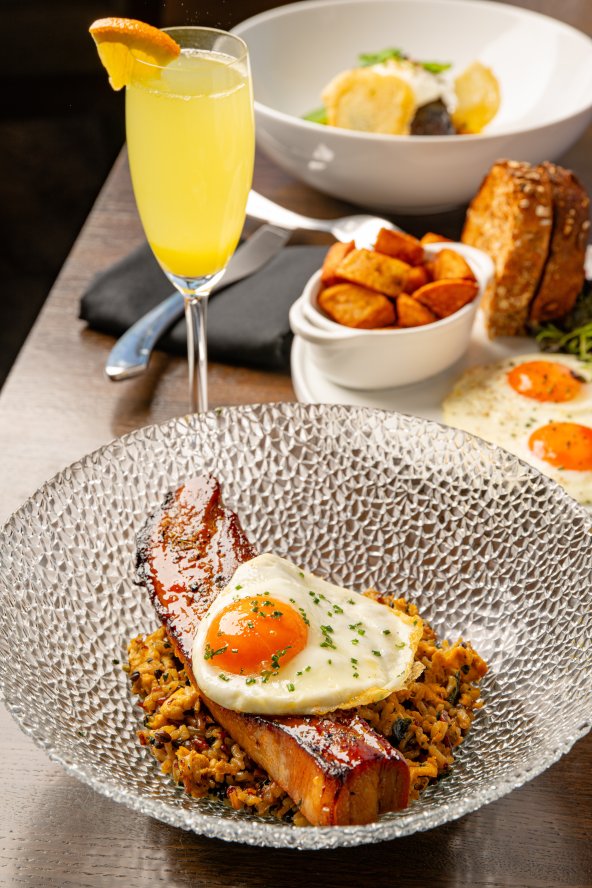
421,61,452,74
358,48,406,67
204,643,228,661
303,106,328,125
532,280,592,363
358,48,451,74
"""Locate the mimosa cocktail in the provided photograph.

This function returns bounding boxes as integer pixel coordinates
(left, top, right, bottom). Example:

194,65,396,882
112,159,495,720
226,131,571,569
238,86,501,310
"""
126,47,254,281
126,28,254,412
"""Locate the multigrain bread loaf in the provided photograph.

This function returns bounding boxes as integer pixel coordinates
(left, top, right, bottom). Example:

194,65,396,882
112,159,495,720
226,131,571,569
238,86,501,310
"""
461,159,590,337
529,162,590,323
461,160,553,337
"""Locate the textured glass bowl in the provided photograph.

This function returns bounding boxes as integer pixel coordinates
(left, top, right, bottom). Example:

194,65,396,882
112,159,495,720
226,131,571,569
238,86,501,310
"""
0,403,591,850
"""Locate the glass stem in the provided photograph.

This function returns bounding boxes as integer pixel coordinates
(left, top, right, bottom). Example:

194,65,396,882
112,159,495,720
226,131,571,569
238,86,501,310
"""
185,293,209,414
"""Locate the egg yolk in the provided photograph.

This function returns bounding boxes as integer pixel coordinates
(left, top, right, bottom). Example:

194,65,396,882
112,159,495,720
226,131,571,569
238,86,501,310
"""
507,360,581,402
203,596,308,676
528,422,592,471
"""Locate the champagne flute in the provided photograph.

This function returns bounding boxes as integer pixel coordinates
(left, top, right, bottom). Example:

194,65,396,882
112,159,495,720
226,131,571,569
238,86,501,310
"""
125,27,254,413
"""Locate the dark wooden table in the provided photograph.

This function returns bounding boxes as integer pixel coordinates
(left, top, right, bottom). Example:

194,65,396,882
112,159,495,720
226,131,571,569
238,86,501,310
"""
1,135,591,886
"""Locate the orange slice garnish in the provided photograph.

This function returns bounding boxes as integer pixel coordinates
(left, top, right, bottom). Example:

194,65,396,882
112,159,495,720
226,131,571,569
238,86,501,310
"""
89,17,181,91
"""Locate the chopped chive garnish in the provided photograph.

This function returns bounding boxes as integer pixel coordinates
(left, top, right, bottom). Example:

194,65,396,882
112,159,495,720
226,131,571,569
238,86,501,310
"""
204,643,228,661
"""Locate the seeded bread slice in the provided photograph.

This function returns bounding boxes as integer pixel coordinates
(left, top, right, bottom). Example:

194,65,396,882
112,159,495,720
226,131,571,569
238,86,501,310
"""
461,160,553,337
528,162,590,323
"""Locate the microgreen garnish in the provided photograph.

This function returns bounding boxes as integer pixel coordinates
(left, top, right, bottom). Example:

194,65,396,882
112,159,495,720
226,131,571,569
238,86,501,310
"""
535,317,592,365
421,60,452,74
358,47,406,67
303,106,328,124
357,47,451,74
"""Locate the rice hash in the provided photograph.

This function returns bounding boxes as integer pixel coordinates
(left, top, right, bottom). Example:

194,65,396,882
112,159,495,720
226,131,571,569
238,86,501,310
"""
127,593,487,824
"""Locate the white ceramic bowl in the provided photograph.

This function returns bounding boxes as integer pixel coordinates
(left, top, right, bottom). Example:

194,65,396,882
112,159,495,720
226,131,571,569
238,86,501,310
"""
289,240,494,390
234,0,592,213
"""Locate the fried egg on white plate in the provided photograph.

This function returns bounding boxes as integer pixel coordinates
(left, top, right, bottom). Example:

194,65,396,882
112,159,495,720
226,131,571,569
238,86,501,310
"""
192,553,423,716
443,354,592,503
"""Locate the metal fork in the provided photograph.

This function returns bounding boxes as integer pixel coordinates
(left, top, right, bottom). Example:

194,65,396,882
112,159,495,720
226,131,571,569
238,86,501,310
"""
246,191,399,246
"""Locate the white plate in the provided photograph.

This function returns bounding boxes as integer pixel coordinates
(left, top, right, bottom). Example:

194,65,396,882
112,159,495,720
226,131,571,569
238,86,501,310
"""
292,310,533,417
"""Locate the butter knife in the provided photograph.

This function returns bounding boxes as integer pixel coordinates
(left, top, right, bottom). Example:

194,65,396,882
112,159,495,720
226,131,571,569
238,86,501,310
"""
105,223,291,381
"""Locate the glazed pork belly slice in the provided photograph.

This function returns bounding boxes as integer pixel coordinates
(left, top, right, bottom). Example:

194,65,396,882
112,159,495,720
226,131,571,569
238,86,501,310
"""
135,474,410,826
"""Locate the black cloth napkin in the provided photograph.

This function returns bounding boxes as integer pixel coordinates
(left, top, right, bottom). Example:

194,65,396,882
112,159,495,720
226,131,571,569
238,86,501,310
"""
80,242,327,371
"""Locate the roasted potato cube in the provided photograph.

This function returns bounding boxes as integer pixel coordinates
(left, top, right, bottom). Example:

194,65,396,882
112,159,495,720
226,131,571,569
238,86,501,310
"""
336,249,410,297
322,67,416,135
420,232,452,245
321,240,355,287
452,61,500,135
374,228,424,266
396,293,437,327
432,248,476,282
403,265,431,294
413,279,479,318
318,283,396,328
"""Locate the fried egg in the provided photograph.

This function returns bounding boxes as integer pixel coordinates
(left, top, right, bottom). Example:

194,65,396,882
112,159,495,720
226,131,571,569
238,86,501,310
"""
192,553,423,716
443,354,592,503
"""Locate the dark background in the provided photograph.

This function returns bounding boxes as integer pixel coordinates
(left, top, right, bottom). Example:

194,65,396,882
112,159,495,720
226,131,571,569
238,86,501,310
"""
2,0,591,390
0,0,284,390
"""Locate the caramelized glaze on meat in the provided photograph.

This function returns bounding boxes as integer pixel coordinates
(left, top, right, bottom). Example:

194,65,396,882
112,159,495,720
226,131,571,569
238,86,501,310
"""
136,474,409,825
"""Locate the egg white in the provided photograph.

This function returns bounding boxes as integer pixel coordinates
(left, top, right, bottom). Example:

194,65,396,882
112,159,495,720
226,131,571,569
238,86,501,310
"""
192,553,423,716
443,353,592,504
